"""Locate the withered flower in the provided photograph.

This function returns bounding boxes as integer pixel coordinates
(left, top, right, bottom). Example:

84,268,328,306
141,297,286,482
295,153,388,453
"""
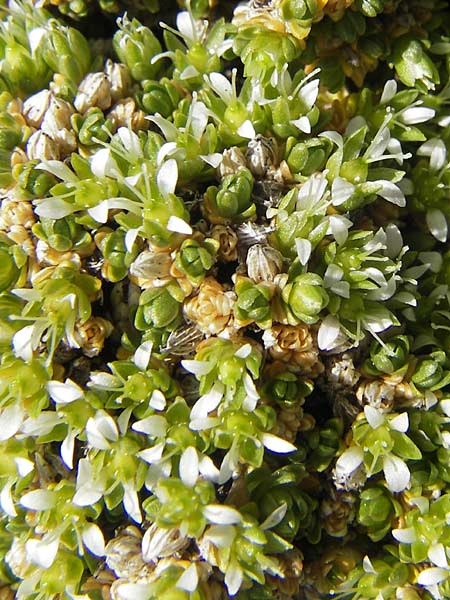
184,276,235,336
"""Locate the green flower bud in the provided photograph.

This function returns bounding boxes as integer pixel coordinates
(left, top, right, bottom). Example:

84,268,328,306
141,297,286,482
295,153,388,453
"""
306,418,344,472
174,237,219,284
357,486,402,541
364,335,410,376
262,366,313,406
206,168,255,220
13,160,57,197
95,228,138,282
139,78,182,117
135,287,182,331
412,354,450,390
33,216,93,254
113,16,162,82
282,273,329,324
234,277,274,328
71,107,114,147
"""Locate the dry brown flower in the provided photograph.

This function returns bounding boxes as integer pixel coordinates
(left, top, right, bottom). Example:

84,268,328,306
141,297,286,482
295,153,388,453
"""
184,277,235,336
0,586,15,600
219,146,247,178
74,72,112,113
264,324,324,376
246,243,283,282
40,95,77,155
107,98,149,132
105,526,151,580
210,224,239,262
23,90,51,128
356,378,395,411
129,248,173,289
320,489,355,537
0,198,35,231
73,316,114,357
266,549,303,597
271,405,315,442
104,60,133,103
26,130,60,161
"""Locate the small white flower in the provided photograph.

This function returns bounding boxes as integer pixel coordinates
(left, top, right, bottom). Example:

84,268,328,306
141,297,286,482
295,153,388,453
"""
157,159,178,199
132,415,167,437
90,148,119,178
181,359,214,376
295,238,312,265
14,458,34,478
417,567,449,586
12,325,35,362
331,177,355,206
86,410,119,449
0,479,17,517
389,412,409,433
20,489,57,511
237,120,256,139
364,406,385,429
137,442,166,464
400,106,435,125
133,341,153,371
380,79,397,105
225,560,243,596
0,403,24,442
318,315,341,351
335,446,364,477
149,390,166,411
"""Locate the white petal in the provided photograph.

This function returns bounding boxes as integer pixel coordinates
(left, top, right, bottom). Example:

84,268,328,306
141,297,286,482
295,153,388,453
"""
90,148,119,178
61,429,77,470
26,536,59,569
428,543,448,568
383,455,410,493
189,417,221,431
0,480,17,517
28,27,47,53
176,11,197,42
167,215,192,235
203,504,243,525
117,127,142,157
149,390,166,411
199,153,223,168
36,160,78,183
14,458,34,477
262,433,296,453
225,561,243,596
328,215,352,245
376,180,406,207
218,448,238,484
113,583,152,600
133,341,153,371
123,484,142,523
363,555,376,573
291,116,311,134
147,115,178,142
176,564,198,592
426,209,447,242
125,228,140,253
202,524,237,548
132,416,167,437
86,411,118,449
137,442,165,464
179,446,198,487
82,524,105,557
234,343,252,359
298,79,319,109
20,489,57,511
89,372,122,389
392,527,417,543
318,315,341,351
335,446,364,475
12,325,35,362
364,405,385,429
260,503,287,531
157,159,178,198
400,106,435,125
380,79,397,105
47,379,83,404
87,201,109,224
208,72,233,102
198,455,220,483
237,119,256,139
0,403,24,441
389,412,409,433
417,567,449,586
331,177,355,206
181,359,213,376
295,238,312,265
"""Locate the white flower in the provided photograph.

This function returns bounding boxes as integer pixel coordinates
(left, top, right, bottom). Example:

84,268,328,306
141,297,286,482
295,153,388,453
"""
0,403,24,442
73,458,106,506
417,567,449,586
176,564,199,592
400,106,435,125
123,483,142,523
179,446,199,487
383,454,410,493
20,489,57,511
262,433,297,453
132,415,167,437
86,410,119,449
318,315,341,351
133,340,153,371
335,446,364,478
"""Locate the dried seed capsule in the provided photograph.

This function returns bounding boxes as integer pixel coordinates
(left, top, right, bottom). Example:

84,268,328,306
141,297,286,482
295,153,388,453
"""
246,243,283,282
74,72,112,113
26,131,60,161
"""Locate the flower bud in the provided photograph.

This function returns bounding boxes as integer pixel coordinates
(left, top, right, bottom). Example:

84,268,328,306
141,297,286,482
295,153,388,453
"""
74,72,112,113
26,130,60,161
23,90,51,128
104,59,132,103
113,16,162,82
246,243,283,282
135,287,182,331
282,273,329,324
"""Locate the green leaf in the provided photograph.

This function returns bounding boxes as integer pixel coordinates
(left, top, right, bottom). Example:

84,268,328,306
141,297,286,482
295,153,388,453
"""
391,431,422,460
